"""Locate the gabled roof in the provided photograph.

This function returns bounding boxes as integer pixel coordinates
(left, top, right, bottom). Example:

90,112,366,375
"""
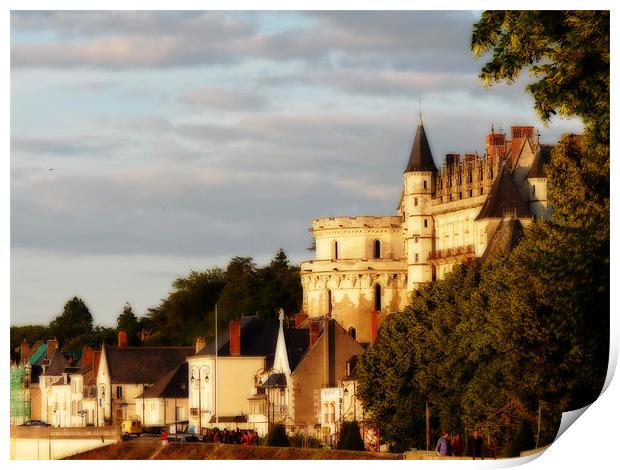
41,349,81,376
104,345,193,385
137,363,189,399
29,343,47,366
480,217,525,263
475,165,531,220
194,316,310,372
527,144,552,179
404,122,437,173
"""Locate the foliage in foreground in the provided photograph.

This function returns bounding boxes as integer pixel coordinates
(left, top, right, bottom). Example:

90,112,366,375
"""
358,10,609,454
266,424,290,447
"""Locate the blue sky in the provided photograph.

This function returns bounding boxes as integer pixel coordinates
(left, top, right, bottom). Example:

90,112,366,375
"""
10,11,583,327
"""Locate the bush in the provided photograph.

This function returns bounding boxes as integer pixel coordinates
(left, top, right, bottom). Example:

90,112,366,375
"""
290,432,322,448
337,421,365,451
506,421,536,457
266,424,290,447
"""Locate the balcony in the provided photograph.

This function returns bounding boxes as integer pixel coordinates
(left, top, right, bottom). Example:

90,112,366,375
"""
429,244,476,261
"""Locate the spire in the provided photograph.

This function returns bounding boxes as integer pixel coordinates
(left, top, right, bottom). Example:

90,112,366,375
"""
405,122,437,173
273,308,291,374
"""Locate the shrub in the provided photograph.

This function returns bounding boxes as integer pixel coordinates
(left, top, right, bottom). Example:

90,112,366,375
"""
266,424,290,447
506,421,536,457
337,421,365,451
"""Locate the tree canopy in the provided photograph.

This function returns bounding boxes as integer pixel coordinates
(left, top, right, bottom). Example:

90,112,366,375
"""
472,11,609,143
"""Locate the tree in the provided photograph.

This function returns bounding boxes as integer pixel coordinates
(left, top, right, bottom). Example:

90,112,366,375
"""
49,297,94,349
217,257,259,324
256,249,302,320
472,11,610,143
337,421,365,451
116,303,140,346
266,424,290,447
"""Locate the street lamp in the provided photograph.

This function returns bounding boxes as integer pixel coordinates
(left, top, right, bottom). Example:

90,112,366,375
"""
190,365,210,434
99,385,106,427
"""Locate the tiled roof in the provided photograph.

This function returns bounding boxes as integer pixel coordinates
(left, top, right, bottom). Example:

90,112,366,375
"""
480,217,525,263
137,362,189,399
475,165,531,220
404,122,438,173
105,345,194,385
527,144,552,179
41,349,69,376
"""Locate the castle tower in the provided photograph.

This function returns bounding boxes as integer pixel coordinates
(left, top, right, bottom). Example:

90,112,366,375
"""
403,119,437,292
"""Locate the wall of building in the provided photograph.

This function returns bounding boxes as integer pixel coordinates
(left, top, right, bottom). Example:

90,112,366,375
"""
135,397,188,427
186,355,265,430
291,322,364,427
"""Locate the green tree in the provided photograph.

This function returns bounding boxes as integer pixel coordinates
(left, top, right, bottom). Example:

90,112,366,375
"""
217,257,259,324
337,421,365,451
48,297,94,348
266,424,290,447
256,249,302,320
472,11,610,143
116,303,140,346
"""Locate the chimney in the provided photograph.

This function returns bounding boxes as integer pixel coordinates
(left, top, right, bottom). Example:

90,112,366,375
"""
93,351,101,375
229,320,241,356
309,321,320,347
82,346,93,368
195,336,206,354
295,312,308,328
371,309,379,345
118,330,128,348
47,339,58,360
20,339,30,364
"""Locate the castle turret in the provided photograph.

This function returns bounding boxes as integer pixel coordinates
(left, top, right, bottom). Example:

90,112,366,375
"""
403,119,437,292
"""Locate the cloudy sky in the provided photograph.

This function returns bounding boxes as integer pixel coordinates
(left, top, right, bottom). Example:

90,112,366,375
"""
10,10,583,327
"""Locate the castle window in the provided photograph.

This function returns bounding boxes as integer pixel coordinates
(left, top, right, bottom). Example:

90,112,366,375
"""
459,192,462,199
414,197,418,206
348,327,357,340
373,240,381,259
480,187,484,195
424,219,428,228
116,386,123,399
469,190,473,198
423,180,427,189
532,185,536,195
327,289,333,316
374,284,382,312
333,241,339,260
414,236,419,243
415,253,419,263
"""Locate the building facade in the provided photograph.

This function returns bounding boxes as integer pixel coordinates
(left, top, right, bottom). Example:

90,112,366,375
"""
301,122,551,343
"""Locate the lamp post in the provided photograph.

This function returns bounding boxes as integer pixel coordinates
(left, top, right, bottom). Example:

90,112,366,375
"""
190,365,210,434
99,385,106,427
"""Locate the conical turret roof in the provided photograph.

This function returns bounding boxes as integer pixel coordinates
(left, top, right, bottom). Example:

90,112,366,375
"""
404,122,437,173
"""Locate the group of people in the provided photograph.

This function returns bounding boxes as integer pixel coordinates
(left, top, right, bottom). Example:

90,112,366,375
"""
201,427,260,446
435,429,484,459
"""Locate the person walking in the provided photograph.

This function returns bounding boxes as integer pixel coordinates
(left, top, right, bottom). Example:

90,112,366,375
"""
436,431,451,456
452,432,464,457
470,430,484,459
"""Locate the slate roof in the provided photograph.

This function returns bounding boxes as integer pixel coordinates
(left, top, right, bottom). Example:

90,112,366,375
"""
404,122,438,173
104,345,194,385
41,349,76,377
136,362,189,399
527,144,552,179
480,217,525,263
194,316,310,373
475,165,531,220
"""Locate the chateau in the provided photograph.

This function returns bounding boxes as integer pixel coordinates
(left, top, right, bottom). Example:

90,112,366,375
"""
301,120,552,344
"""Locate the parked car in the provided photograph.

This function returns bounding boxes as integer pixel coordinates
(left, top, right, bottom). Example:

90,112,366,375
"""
20,420,50,427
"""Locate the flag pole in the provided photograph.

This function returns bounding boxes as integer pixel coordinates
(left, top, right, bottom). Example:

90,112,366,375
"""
215,303,219,426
